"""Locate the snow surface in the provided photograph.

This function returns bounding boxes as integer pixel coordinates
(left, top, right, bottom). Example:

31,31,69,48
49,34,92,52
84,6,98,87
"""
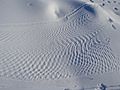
0,0,120,90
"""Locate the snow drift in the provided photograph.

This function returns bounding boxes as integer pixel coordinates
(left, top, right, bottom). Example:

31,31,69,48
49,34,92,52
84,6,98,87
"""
0,0,120,90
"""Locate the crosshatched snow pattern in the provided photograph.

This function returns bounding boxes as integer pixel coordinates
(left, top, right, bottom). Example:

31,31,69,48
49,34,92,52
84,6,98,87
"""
0,0,120,84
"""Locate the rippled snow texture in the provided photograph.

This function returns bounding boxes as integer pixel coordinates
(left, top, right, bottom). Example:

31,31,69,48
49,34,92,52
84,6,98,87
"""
0,0,120,82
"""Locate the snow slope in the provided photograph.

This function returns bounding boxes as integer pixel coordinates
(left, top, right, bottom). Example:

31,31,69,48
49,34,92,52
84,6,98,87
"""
0,0,120,90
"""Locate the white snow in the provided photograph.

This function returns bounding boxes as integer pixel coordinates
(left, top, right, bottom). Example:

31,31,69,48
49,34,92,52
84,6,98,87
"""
0,0,120,90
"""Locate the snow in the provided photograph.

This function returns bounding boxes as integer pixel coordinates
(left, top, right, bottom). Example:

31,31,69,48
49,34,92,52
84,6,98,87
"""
0,0,120,90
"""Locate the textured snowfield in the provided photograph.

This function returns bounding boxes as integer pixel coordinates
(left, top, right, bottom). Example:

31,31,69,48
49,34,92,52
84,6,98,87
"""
0,0,120,90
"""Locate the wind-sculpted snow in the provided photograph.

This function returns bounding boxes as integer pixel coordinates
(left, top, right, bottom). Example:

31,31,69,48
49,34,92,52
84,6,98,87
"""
0,0,120,90
0,30,119,80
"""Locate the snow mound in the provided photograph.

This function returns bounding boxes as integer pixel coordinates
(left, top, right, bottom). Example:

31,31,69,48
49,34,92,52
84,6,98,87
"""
0,0,120,90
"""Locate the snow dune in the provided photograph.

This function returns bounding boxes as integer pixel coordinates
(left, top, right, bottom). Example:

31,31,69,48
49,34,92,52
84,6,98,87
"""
0,0,120,90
